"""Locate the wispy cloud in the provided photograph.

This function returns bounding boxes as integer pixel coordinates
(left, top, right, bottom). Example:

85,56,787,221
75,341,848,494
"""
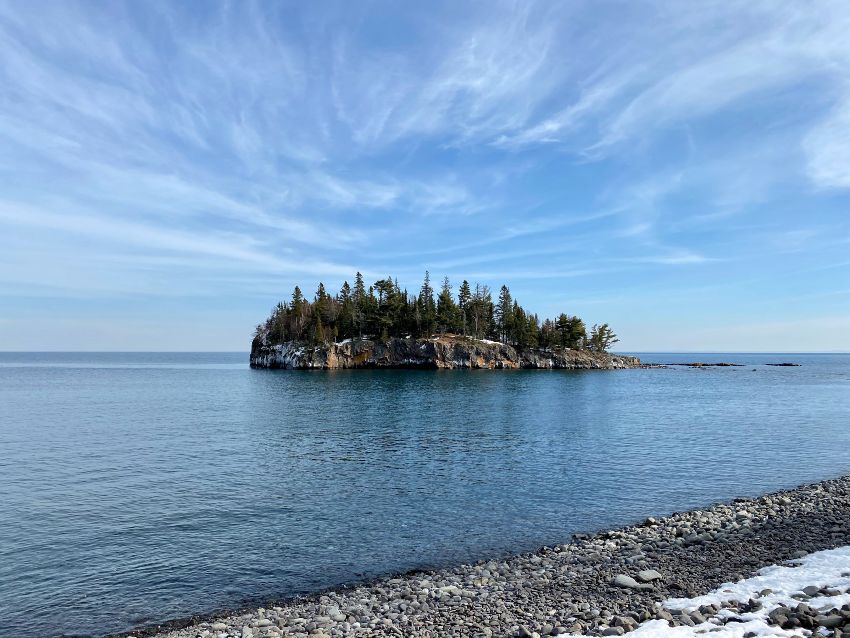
1,0,849,349
803,99,850,190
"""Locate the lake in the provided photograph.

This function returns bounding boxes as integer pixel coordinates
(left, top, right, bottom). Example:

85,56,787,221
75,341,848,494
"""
1,352,849,637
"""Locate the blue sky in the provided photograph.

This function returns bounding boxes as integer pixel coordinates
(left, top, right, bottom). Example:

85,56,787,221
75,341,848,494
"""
1,1,849,351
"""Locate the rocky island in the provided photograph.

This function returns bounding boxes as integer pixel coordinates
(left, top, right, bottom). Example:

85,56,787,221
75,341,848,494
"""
251,272,636,370
250,335,641,370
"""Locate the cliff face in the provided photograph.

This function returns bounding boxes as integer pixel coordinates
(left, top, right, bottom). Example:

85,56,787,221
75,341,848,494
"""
250,335,640,370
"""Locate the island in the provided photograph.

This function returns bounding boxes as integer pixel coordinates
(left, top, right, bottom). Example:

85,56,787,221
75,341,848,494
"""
250,272,640,370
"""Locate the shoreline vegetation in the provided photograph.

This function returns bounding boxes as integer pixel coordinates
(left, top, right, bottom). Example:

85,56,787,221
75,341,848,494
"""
116,476,850,638
251,272,630,370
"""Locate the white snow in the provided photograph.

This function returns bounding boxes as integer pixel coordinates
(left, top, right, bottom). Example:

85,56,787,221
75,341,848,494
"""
625,617,794,638
664,546,850,612
563,546,850,638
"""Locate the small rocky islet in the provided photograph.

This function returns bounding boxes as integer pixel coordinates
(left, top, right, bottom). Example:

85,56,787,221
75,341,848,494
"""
251,272,625,371
118,477,850,638
250,335,641,370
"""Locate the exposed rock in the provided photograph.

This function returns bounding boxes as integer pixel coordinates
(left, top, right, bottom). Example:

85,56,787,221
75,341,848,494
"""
250,335,641,370
667,362,745,367
612,575,652,590
636,569,663,583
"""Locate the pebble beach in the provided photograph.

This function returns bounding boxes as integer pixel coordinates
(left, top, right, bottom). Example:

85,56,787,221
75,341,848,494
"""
115,476,850,638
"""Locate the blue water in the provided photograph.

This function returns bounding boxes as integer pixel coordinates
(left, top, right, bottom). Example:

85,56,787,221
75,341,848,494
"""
1,352,849,638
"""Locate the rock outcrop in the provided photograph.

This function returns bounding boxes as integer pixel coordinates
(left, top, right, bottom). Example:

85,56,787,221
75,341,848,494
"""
250,335,640,370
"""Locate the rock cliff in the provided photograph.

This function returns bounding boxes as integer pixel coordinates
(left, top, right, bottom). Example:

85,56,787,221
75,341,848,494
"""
250,335,640,370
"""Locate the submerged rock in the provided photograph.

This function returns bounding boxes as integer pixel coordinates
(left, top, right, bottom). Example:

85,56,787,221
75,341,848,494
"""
250,335,641,370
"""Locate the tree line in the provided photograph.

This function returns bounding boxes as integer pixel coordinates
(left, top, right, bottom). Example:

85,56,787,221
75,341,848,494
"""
256,272,619,352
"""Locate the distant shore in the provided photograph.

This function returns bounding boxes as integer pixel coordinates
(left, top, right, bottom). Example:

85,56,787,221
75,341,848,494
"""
115,476,850,638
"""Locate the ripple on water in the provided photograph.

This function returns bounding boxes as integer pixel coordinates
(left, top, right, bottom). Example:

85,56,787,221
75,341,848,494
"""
0,352,849,637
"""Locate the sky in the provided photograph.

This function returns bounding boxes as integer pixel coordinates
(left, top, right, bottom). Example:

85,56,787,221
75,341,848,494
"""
1,1,849,352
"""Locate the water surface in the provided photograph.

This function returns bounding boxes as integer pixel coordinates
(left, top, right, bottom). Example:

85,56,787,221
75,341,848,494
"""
1,352,849,637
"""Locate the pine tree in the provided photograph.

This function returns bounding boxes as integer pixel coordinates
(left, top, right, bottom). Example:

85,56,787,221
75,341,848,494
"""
589,323,619,352
291,286,306,340
567,316,587,349
365,285,379,336
457,280,472,336
354,272,366,301
436,276,457,334
340,281,351,302
314,282,330,327
353,272,367,338
528,313,540,348
540,318,555,350
373,278,395,340
513,302,528,348
556,313,570,349
495,285,513,343
470,283,492,339
260,271,617,353
338,281,354,338
418,271,436,337
413,297,422,337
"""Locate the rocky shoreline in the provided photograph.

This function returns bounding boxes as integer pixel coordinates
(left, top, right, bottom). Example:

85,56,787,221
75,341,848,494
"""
116,476,850,638
249,335,641,370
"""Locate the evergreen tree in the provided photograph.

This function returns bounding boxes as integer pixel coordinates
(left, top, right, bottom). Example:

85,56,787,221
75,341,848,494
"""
469,283,492,339
436,276,458,333
291,286,306,340
314,318,325,344
373,278,396,340
386,280,407,337
338,281,354,338
512,302,529,348
495,285,513,343
567,316,587,349
413,297,423,337
354,272,366,301
340,281,352,302
353,272,367,338
556,313,570,349
589,323,619,352
256,271,618,352
418,271,436,337
457,280,472,336
528,313,540,348
540,318,555,350
314,282,330,324
365,285,379,336
266,303,282,343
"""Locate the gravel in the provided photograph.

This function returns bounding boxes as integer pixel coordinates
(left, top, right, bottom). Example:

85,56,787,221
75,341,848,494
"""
111,476,850,638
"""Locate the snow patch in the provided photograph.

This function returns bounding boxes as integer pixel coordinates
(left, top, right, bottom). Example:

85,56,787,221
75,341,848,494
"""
665,546,850,611
565,546,850,638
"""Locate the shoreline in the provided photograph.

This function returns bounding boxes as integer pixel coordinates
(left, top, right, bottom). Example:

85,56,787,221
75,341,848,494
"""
112,476,850,638
250,336,642,370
